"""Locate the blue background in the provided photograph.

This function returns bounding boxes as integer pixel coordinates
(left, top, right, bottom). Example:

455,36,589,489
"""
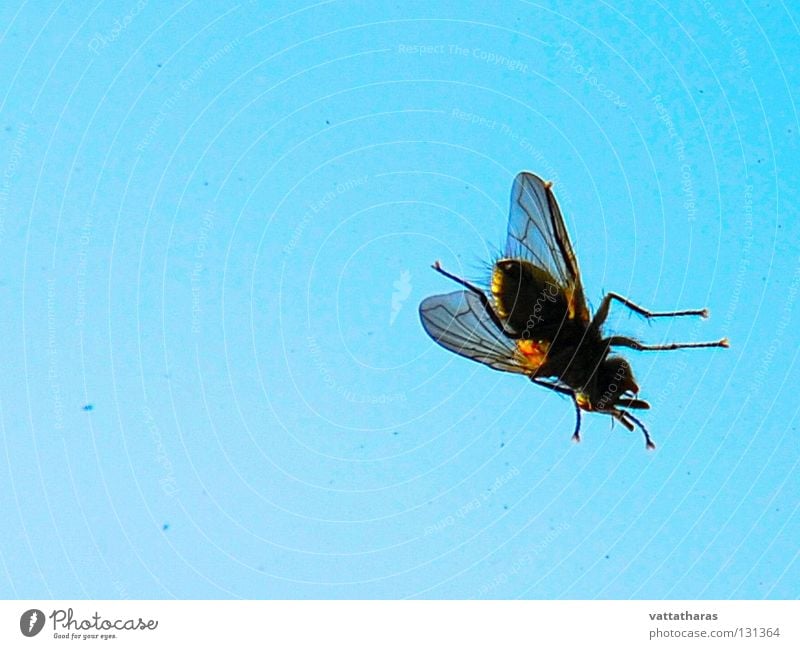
0,1,798,599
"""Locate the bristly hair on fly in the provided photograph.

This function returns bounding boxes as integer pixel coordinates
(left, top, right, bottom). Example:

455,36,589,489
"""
449,242,505,296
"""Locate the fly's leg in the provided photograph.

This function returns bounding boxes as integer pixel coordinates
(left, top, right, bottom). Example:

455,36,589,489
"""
618,410,656,450
530,377,582,443
571,397,582,443
607,335,729,351
431,261,521,338
591,292,709,329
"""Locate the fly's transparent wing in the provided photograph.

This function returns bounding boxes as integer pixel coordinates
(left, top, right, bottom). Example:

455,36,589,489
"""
505,172,589,322
419,290,530,374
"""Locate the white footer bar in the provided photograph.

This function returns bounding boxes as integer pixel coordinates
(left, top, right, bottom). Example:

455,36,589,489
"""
2,600,797,648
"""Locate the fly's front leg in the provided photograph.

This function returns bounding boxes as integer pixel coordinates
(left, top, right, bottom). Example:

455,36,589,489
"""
618,410,656,450
591,291,710,329
431,261,521,338
530,377,582,443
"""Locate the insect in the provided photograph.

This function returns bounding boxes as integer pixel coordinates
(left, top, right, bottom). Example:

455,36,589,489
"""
419,172,728,449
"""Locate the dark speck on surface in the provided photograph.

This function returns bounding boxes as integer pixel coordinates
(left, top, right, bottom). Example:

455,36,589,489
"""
82,404,94,411
325,119,330,125
392,431,398,436
605,554,610,559
500,442,505,448
162,523,169,531
203,180,209,186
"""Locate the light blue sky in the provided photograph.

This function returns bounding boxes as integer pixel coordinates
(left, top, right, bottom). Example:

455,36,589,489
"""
0,1,798,599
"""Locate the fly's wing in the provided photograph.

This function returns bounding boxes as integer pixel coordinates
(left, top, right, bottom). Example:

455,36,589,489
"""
505,172,590,323
419,290,532,374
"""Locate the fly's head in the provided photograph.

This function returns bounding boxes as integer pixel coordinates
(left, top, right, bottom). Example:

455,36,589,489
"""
578,356,650,414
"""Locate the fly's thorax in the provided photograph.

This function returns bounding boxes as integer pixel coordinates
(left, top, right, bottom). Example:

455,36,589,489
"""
491,258,567,335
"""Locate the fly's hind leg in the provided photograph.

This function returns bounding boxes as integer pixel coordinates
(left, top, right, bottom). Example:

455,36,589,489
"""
431,261,521,338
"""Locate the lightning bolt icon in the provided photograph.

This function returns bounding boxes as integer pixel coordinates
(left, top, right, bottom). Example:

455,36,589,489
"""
28,611,37,632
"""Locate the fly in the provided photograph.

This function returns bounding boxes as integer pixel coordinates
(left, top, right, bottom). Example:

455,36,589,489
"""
419,172,728,449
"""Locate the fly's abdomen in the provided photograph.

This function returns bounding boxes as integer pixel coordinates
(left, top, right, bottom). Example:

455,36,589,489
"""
491,259,570,337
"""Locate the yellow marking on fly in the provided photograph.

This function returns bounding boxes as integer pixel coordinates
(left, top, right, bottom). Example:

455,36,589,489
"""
544,180,553,189
575,392,592,411
516,339,549,369
564,287,577,320
491,265,508,318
